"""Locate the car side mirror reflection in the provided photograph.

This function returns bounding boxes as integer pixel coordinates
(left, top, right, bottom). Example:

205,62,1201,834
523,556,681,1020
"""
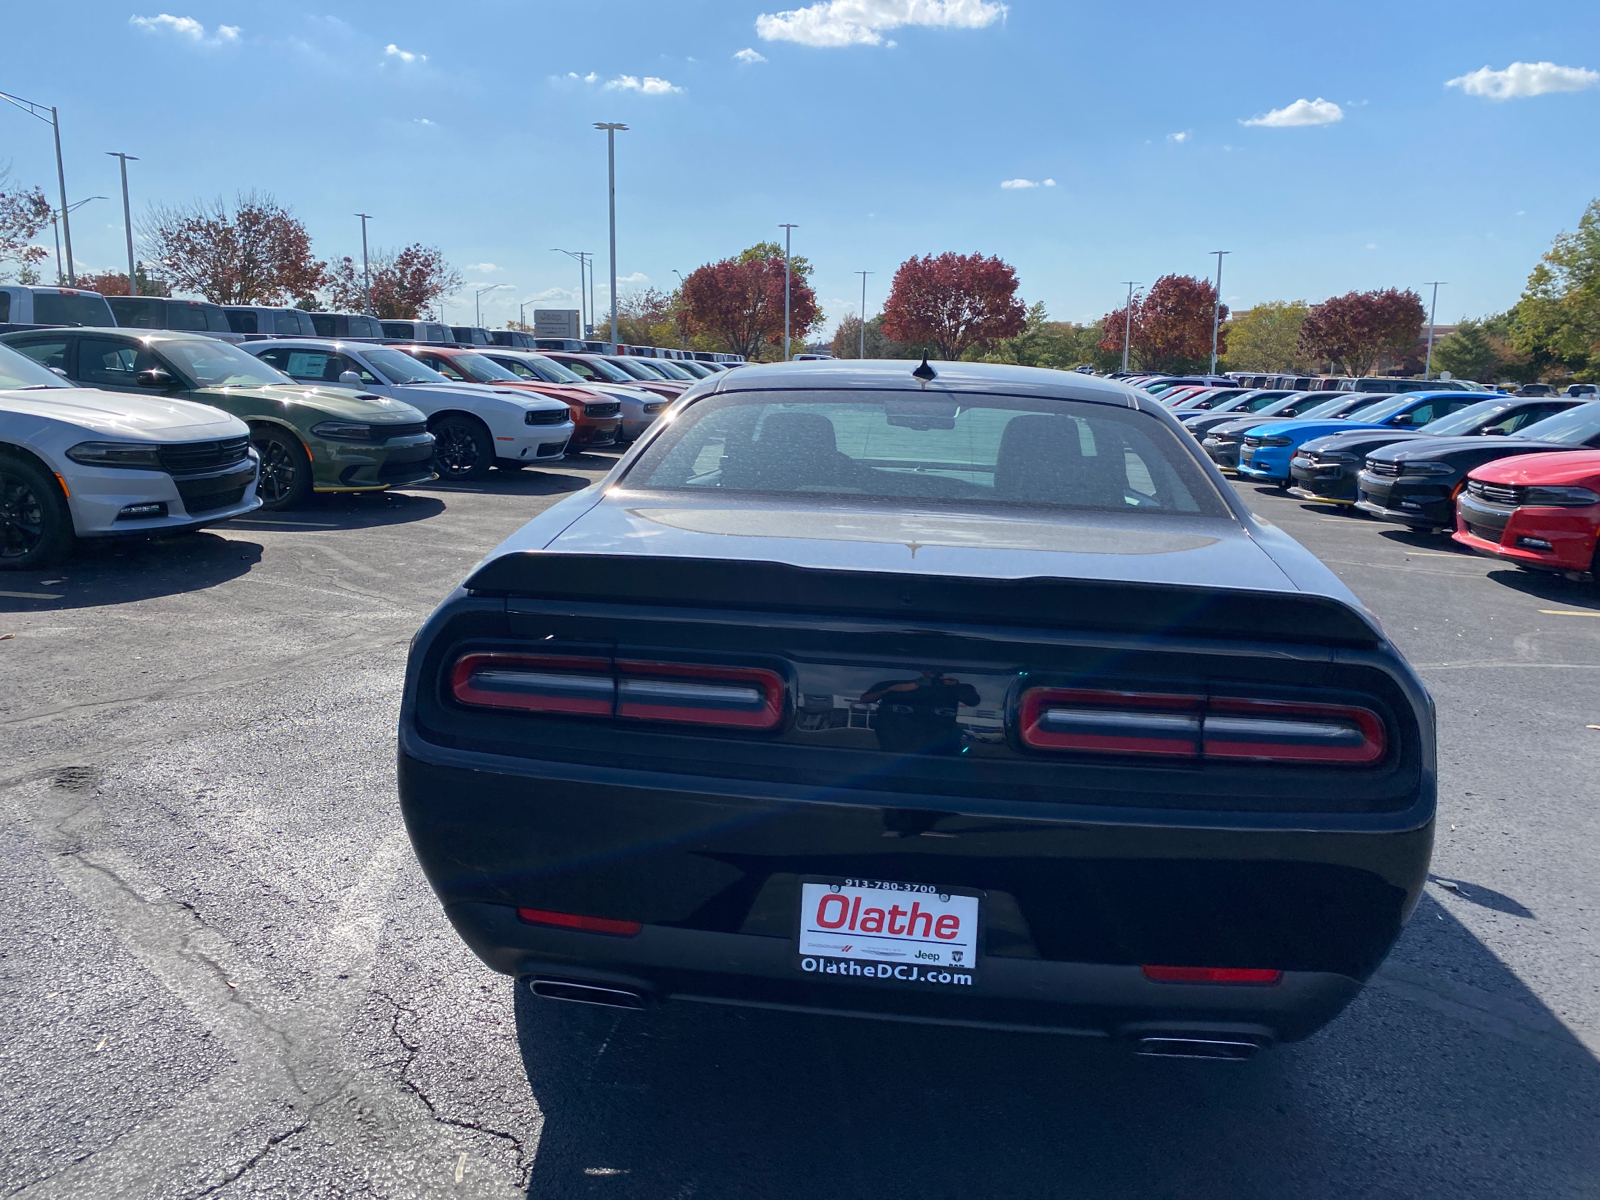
339,371,364,387
136,367,173,388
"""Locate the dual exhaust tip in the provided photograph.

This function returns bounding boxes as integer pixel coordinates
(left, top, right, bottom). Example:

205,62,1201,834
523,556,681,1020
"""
529,979,1267,1060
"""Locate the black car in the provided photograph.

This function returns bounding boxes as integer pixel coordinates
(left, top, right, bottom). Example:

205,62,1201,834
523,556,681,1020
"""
1177,390,1298,432
1289,397,1582,507
308,312,385,339
398,360,1434,1057
1357,402,1600,528
107,296,241,342
1201,394,1396,469
1181,391,1330,438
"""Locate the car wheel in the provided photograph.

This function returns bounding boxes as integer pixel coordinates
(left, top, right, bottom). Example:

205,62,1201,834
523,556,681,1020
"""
0,453,74,571
431,415,494,481
251,427,313,511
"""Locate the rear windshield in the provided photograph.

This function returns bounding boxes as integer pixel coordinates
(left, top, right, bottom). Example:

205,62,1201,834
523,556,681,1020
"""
626,391,1229,516
34,291,116,326
1518,402,1600,445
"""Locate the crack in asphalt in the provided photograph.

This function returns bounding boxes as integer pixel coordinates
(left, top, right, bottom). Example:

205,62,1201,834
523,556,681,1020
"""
186,1120,311,1199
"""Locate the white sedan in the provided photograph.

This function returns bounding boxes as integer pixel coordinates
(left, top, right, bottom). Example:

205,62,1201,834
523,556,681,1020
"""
242,340,574,480
0,343,260,570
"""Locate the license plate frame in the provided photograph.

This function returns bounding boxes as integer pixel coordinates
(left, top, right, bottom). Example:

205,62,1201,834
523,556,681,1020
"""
795,876,982,988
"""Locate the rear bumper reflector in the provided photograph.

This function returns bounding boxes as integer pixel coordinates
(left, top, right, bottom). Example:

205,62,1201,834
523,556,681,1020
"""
1141,966,1283,985
517,907,643,937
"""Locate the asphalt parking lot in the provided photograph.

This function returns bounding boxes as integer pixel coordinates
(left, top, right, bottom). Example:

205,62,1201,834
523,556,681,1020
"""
2,459,1597,1200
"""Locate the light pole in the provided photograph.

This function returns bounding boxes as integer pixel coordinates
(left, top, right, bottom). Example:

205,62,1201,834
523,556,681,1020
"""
1119,281,1141,373
552,248,592,334
475,283,509,328
1208,250,1230,375
52,196,104,285
1423,282,1446,379
673,269,688,350
779,223,798,360
594,123,628,347
355,213,374,315
1,91,76,285
106,152,139,297
855,270,874,359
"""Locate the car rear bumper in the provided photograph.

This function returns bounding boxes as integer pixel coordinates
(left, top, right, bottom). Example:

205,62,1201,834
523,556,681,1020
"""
398,739,1432,1045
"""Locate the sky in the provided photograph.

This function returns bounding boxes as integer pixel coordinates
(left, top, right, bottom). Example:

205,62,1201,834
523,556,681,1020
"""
5,0,1599,338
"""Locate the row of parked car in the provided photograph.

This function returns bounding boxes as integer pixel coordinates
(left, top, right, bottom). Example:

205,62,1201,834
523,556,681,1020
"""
0,312,751,568
1136,376,1600,584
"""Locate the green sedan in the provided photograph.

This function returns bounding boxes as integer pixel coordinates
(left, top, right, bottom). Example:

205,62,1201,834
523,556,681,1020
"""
0,328,435,510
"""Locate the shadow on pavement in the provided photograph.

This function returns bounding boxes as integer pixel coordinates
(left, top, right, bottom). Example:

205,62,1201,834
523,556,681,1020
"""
1481,568,1600,609
1377,527,1463,550
416,470,599,498
1428,875,1536,919
0,532,262,613
224,489,446,534
514,894,1599,1199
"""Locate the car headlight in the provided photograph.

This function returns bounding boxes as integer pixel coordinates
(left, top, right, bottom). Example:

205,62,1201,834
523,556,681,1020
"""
1398,461,1456,477
1525,485,1600,506
643,402,666,414
1257,435,1294,448
65,441,165,469
310,420,376,442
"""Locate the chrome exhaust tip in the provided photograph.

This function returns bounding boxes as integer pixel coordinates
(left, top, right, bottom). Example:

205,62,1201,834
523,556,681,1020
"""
1136,1036,1261,1061
530,978,647,1010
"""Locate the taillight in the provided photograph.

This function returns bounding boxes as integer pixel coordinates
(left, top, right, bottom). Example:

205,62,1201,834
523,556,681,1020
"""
1019,687,1385,766
517,907,642,937
450,652,785,730
1141,965,1282,985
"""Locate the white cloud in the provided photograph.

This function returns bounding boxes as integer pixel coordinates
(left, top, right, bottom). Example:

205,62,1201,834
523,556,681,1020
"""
605,74,681,94
1043,178,1055,186
1365,243,1377,250
384,43,426,64
1167,130,1189,143
466,262,500,273
1000,178,1037,189
1447,61,1598,101
414,118,436,126
129,14,240,46
1240,97,1343,127
756,0,1006,48
734,47,767,63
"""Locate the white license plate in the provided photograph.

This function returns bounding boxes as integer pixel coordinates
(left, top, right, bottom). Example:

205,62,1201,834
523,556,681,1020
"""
796,878,980,986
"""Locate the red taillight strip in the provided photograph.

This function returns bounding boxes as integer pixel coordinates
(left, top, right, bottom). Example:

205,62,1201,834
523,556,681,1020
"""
451,653,613,715
1019,687,1386,766
517,907,642,937
1142,965,1282,985
616,659,785,729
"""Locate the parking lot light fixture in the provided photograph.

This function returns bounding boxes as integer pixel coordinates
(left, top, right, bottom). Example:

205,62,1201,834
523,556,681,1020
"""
552,248,592,334
475,283,509,328
673,269,688,349
855,271,874,359
106,152,139,298
1423,282,1446,380
53,196,104,286
594,124,628,347
355,214,374,315
1209,251,1229,375
779,224,798,360
1,91,76,285
1120,281,1141,373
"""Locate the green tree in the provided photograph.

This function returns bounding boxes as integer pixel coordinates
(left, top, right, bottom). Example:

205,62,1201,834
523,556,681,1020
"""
1221,300,1309,371
1506,198,1600,381
1431,319,1498,382
830,314,921,359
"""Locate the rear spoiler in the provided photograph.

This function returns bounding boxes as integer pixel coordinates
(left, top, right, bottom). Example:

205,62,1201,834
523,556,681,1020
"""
464,553,1384,649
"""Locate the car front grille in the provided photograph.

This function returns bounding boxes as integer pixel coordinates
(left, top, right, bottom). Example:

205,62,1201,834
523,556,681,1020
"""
1464,521,1502,542
175,463,256,513
537,441,568,457
1467,479,1522,505
1364,459,1402,477
378,446,435,479
584,402,621,419
377,422,427,441
524,408,569,426
159,435,251,477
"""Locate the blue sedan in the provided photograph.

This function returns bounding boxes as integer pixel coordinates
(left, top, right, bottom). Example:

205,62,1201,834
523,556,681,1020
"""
1237,392,1485,484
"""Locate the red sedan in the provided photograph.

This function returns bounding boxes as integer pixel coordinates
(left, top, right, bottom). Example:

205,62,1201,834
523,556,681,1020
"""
1454,449,1600,576
396,345,621,451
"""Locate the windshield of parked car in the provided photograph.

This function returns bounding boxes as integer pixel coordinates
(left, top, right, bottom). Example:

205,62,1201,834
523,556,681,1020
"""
648,360,696,380
364,347,455,385
610,358,671,381
626,391,1230,516
159,339,292,388
1340,397,1412,423
560,356,636,383
446,353,522,383
0,342,74,389
1417,399,1516,436
1516,402,1600,445
674,361,712,377
520,355,586,384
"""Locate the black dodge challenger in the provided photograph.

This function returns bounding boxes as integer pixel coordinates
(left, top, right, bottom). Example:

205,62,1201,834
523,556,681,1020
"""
399,360,1435,1059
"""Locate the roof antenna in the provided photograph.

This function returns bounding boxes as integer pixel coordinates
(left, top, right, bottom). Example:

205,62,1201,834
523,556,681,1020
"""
912,355,937,382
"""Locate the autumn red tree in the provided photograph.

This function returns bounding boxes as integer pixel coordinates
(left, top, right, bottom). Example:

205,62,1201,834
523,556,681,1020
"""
1298,288,1426,377
0,166,53,279
141,191,326,306
71,266,170,297
680,251,820,360
880,252,1026,361
325,244,462,318
1099,274,1227,373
